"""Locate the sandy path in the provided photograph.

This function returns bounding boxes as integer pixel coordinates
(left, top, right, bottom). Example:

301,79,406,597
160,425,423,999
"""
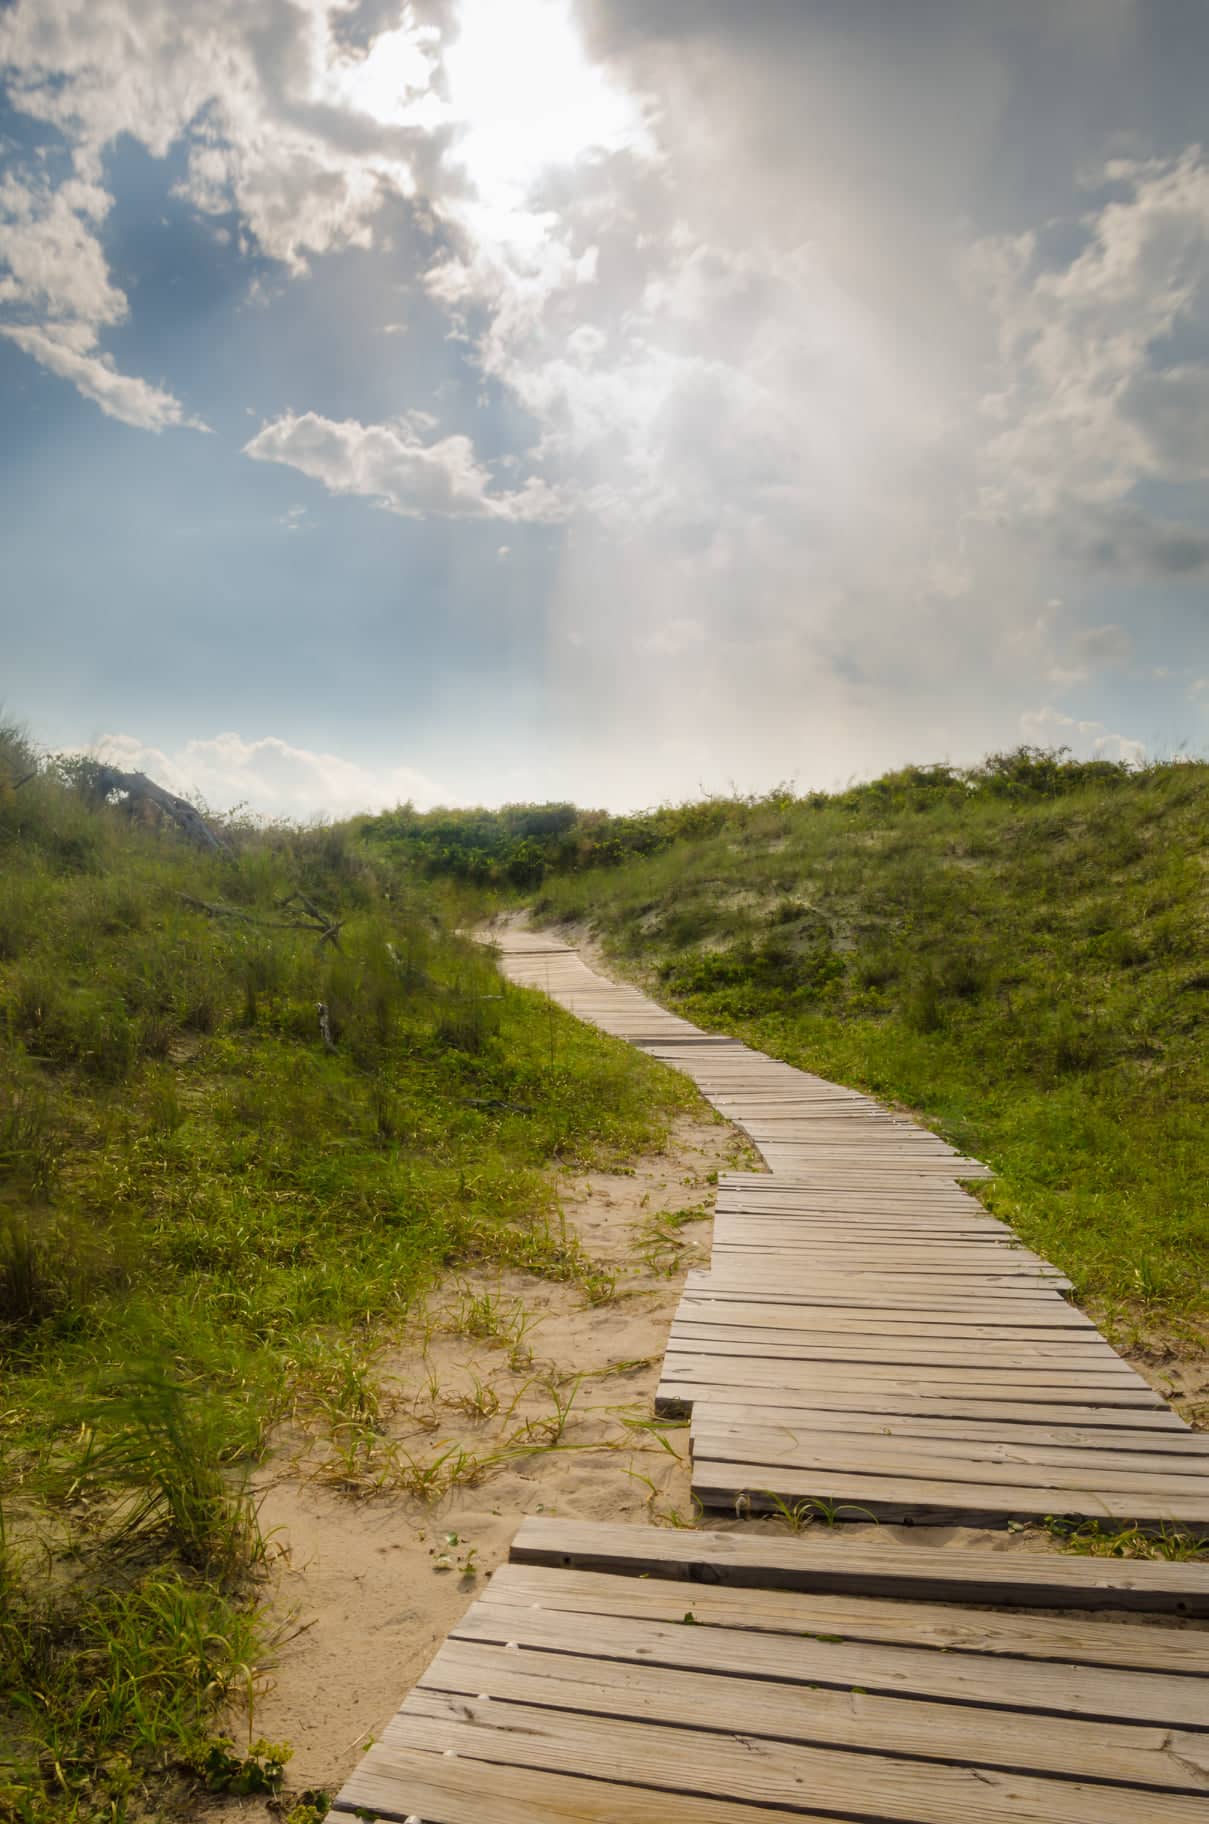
206,1107,753,1817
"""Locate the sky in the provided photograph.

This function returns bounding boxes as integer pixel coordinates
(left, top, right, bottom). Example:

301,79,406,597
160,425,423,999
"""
2,0,1208,818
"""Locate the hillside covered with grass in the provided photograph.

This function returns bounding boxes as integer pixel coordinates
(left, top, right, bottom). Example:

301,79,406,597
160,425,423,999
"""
374,751,1209,1347
0,724,692,1823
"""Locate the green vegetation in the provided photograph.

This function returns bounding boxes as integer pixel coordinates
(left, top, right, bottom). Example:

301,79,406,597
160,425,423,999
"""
409,750,1209,1344
0,722,692,1822
358,795,750,886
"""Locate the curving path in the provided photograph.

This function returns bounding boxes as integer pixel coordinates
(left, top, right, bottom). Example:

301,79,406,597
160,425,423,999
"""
328,928,1209,1824
494,929,1209,1530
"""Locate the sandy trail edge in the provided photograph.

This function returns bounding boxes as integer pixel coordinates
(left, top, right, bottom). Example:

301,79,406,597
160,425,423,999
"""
205,1106,749,1818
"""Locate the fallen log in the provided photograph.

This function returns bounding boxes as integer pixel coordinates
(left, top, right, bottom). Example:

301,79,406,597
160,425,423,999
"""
179,895,345,948
95,765,230,854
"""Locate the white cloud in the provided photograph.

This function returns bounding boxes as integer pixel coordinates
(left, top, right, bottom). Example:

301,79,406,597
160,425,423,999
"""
1119,363,1209,481
243,410,563,521
0,171,123,325
0,1,430,271
0,0,443,424
1019,705,1145,765
0,169,205,428
94,731,449,819
0,324,209,432
972,149,1209,549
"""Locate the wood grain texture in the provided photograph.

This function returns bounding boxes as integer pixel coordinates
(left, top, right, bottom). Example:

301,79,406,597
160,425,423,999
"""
509,1515,1209,1611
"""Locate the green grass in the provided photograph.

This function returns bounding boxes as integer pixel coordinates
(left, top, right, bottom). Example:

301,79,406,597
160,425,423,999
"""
0,722,694,1821
494,752,1209,1345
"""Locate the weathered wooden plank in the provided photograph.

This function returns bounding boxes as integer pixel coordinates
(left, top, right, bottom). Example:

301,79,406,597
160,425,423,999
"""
680,1288,1095,1323
669,1332,1142,1372
721,1172,982,1186
690,1422,1209,1499
690,1266,1074,1295
386,1692,1209,1823
708,1240,1054,1266
713,1219,1010,1236
482,1563,1209,1672
655,1380,1189,1426
689,1402,1209,1455
669,1325,1133,1362
455,1597,1209,1727
689,1265,1071,1292
695,1274,1075,1297
670,1323,1131,1358
672,1305,1106,1340
714,1210,1004,1225
332,1742,819,1824
693,1456,1209,1527
508,1516,1209,1611
661,1353,1158,1393
413,1639,1209,1792
713,1207,1007,1226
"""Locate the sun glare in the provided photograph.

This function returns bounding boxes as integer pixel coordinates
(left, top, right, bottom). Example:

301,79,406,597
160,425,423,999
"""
325,13,442,128
443,0,649,205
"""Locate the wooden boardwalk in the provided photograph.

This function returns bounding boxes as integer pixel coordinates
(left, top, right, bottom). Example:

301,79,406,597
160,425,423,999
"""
333,1518,1209,1823
494,930,1209,1531
328,930,1209,1823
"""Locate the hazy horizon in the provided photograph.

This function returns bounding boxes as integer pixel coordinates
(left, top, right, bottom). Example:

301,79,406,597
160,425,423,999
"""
4,0,1209,817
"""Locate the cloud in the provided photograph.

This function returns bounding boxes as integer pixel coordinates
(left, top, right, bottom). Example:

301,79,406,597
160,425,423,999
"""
971,148,1209,569
1056,501,1209,577
0,325,210,431
1069,623,1133,667
1038,620,1131,693
0,0,439,270
0,169,206,428
0,172,124,325
0,0,447,424
1119,363,1209,481
93,731,448,818
1019,705,1145,765
243,410,563,520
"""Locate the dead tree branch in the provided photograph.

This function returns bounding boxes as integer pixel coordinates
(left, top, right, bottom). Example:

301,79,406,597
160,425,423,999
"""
95,766,230,855
277,890,344,951
179,894,344,947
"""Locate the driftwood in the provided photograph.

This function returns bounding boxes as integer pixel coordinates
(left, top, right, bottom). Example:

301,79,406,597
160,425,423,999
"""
180,894,344,950
179,896,258,924
95,765,230,855
278,892,344,951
